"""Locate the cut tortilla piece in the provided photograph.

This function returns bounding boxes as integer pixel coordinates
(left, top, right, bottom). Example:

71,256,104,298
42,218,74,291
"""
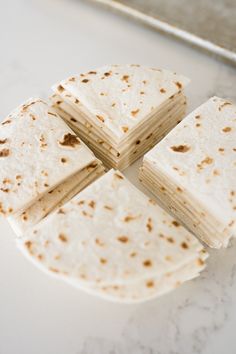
17,169,207,303
0,98,99,216
140,96,236,248
8,162,104,236
51,64,189,169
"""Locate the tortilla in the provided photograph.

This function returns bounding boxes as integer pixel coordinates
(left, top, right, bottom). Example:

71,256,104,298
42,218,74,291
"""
51,65,189,169
140,96,236,248
8,162,104,236
17,169,207,302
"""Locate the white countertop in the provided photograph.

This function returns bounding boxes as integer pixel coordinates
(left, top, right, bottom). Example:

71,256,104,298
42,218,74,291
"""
0,1,236,353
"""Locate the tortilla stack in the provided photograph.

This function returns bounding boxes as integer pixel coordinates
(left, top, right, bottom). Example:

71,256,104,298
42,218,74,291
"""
51,64,189,170
140,96,236,249
0,98,104,235
18,169,207,303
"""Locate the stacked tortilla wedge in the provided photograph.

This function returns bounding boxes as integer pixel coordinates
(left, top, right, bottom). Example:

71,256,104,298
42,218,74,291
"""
18,169,207,303
51,65,189,170
0,98,104,236
140,97,236,248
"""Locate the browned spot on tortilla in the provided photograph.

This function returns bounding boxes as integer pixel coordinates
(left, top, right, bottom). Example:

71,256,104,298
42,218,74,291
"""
146,217,153,232
61,157,67,163
2,119,12,125
124,214,139,222
70,117,77,123
195,115,201,119
122,75,129,82
219,102,231,111
196,123,201,127
140,91,145,95
104,205,113,211
58,233,68,242
175,81,182,89
44,183,49,187
181,242,189,249
165,255,172,261
114,172,123,180
48,111,57,117
88,200,96,209
95,238,104,246
122,126,129,133
0,187,9,193
0,139,7,144
143,259,152,267
111,102,116,107
160,88,166,93
117,236,129,243
130,252,137,258
229,220,235,227
0,149,10,157
96,115,105,123
78,200,85,205
88,71,97,75
197,258,204,266
57,85,64,92
104,72,111,77
59,133,80,147
213,169,220,176
167,237,174,243
25,241,33,252
160,186,166,192
231,191,235,196
197,156,214,170
131,109,140,117
37,254,44,261
171,145,190,153
146,280,154,288
22,213,28,221
176,187,183,192
81,79,89,83
222,126,232,133
218,147,224,152
100,258,107,264
68,77,76,82
172,220,180,227
57,208,65,214
149,199,157,205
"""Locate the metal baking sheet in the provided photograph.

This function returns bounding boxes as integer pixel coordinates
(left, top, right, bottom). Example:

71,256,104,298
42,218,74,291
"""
90,0,236,66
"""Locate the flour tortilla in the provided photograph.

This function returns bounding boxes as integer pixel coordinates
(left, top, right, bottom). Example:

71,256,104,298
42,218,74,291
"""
52,64,189,144
141,96,236,248
8,162,104,236
18,170,206,294
0,98,96,216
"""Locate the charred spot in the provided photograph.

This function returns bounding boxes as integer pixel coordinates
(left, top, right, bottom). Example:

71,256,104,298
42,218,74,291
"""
160,88,166,93
146,280,154,288
96,115,105,123
2,119,12,125
175,81,182,89
0,149,10,157
131,109,140,117
81,79,89,83
117,236,129,243
58,233,68,242
222,126,232,133
57,85,64,93
88,71,97,75
146,217,153,232
61,157,67,163
143,260,152,267
0,139,7,144
181,242,189,249
59,133,80,147
172,220,180,227
136,139,141,145
122,75,129,82
88,200,96,209
171,145,190,153
100,258,107,264
122,126,129,133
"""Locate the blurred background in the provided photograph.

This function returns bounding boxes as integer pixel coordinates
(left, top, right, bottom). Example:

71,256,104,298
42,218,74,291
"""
0,1,236,354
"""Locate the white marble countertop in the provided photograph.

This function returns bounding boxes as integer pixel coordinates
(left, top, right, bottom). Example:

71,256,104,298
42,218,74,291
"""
0,1,236,353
